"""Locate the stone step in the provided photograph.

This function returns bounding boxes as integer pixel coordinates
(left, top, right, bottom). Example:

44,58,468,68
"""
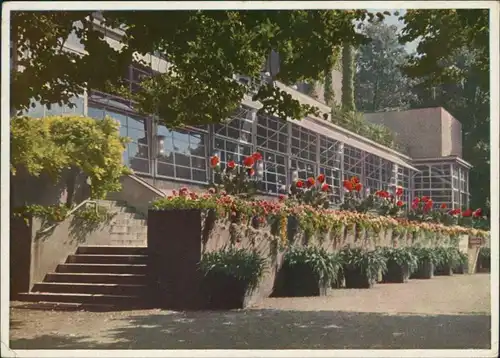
17,292,143,306
32,282,148,296
109,240,147,247
76,245,147,256
56,263,147,274
66,254,148,265
109,225,148,235
110,218,147,226
45,272,148,285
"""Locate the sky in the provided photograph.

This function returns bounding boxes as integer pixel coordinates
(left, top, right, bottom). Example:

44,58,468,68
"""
367,9,419,54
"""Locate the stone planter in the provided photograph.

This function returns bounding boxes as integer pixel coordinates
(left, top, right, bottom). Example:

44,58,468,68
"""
434,262,454,276
410,259,434,279
453,263,468,274
201,272,251,310
344,267,375,289
382,260,410,283
476,255,491,273
275,263,328,297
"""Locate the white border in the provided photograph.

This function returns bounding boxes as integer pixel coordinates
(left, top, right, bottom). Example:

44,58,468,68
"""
1,1,498,358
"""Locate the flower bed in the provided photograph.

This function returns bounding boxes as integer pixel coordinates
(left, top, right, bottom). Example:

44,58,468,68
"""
148,153,489,308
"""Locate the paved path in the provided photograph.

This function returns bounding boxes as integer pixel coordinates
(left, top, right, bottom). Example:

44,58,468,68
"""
8,274,491,350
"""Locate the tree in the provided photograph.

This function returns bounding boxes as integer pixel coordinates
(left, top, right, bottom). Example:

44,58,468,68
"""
341,44,355,111
399,9,490,211
355,22,415,112
399,9,489,94
11,10,382,127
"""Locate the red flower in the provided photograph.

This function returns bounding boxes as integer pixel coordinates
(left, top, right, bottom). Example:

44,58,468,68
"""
422,196,429,202
321,183,330,192
414,197,420,203
317,174,325,183
411,202,419,210
252,152,263,161
376,190,390,198
296,180,304,188
248,168,255,176
351,176,360,184
307,177,315,187
354,183,362,192
449,209,461,216
396,187,403,197
210,155,220,168
227,160,236,169
424,200,433,211
208,187,216,194
278,194,286,202
440,203,447,209
462,209,473,217
473,208,482,217
396,200,404,207
243,156,255,167
343,180,353,191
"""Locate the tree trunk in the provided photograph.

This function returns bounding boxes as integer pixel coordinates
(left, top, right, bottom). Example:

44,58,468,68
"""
341,44,355,111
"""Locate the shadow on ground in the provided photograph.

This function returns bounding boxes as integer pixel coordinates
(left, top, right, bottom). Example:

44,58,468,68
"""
9,309,491,350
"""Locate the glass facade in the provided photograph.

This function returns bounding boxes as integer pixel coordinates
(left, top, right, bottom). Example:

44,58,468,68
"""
414,162,469,209
22,63,471,208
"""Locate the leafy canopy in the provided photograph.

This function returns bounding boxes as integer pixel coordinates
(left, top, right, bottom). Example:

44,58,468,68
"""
11,10,384,127
10,115,130,199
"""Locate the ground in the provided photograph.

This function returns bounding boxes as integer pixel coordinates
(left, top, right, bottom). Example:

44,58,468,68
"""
8,273,491,350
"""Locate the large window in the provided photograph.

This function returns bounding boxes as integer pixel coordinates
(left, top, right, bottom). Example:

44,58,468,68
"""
89,106,150,174
319,135,342,202
257,114,288,154
343,145,363,180
364,154,382,193
214,106,254,144
156,127,207,183
260,150,287,194
213,137,253,168
291,124,317,162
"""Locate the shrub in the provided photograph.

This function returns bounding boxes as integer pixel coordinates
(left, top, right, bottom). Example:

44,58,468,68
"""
340,247,388,282
199,246,267,290
284,246,343,286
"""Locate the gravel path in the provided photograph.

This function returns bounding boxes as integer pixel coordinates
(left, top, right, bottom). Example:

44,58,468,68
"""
8,273,491,350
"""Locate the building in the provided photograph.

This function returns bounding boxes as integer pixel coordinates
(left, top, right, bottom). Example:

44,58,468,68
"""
20,17,471,210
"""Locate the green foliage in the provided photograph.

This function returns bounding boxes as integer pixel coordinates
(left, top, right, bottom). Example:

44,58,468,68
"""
411,247,441,265
12,204,69,226
284,246,343,286
330,108,400,150
478,247,490,261
12,10,381,126
381,247,419,272
287,175,332,209
210,152,262,199
355,22,415,112
399,10,490,211
399,10,489,93
10,115,130,199
434,246,460,267
199,246,267,289
339,247,388,281
341,44,355,111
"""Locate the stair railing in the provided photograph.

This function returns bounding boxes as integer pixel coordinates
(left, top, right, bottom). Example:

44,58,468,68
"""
37,199,99,235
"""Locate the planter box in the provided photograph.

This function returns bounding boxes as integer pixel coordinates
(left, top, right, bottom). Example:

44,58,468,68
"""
453,263,468,274
276,263,328,297
410,259,434,279
344,267,375,289
476,256,491,273
434,263,454,276
382,260,410,283
201,273,251,310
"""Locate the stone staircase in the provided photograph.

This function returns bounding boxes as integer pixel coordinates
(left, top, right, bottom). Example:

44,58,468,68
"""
97,199,147,247
18,245,151,311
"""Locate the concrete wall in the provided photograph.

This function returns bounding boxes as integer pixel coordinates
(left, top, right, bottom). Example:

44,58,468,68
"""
107,174,165,217
10,212,121,297
364,107,464,160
